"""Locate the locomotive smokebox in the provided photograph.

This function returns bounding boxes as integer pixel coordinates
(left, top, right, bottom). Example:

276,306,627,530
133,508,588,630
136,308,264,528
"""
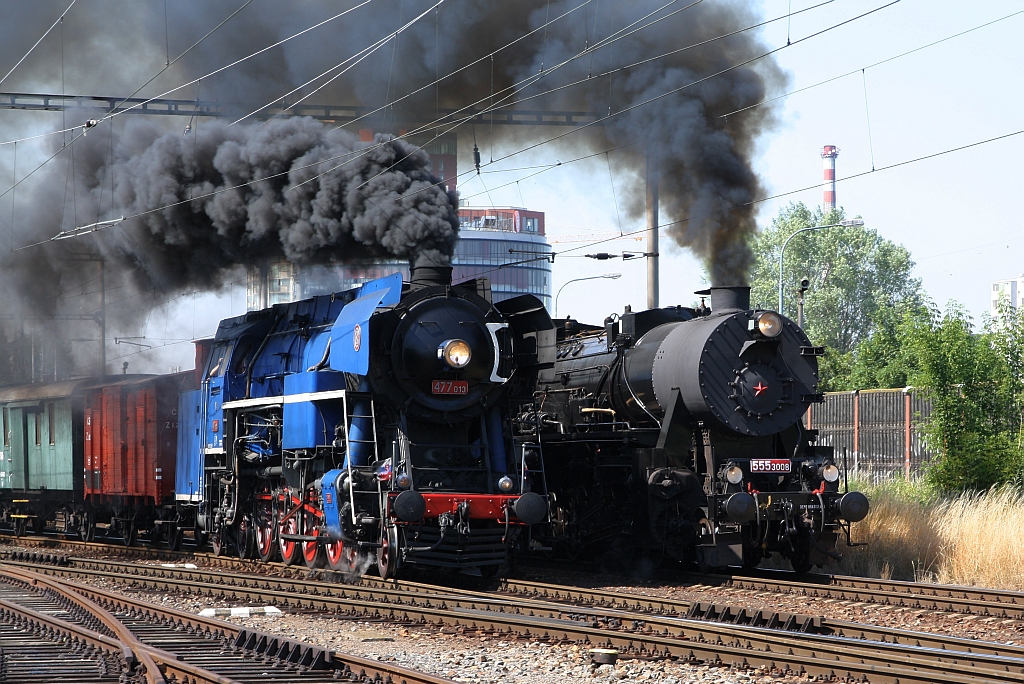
410,265,453,289
710,286,750,312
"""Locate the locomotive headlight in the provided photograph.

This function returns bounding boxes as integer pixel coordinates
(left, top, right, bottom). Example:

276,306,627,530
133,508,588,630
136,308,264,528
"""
821,464,841,483
438,339,472,368
498,476,515,492
725,465,744,485
756,312,783,338
396,472,413,489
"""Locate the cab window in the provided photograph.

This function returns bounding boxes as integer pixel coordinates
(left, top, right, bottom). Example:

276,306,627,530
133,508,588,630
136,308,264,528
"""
206,343,232,379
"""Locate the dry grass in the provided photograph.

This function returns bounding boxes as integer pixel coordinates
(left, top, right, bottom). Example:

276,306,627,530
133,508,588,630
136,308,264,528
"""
830,481,1024,590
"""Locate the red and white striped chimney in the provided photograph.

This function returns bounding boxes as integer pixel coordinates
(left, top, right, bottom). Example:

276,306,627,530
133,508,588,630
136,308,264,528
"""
821,145,839,210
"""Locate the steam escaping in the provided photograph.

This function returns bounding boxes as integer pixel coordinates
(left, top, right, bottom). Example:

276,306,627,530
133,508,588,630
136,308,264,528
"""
0,0,786,380
90,117,458,293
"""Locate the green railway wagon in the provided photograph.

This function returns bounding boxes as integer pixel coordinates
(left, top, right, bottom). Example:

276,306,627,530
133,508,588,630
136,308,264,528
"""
0,381,86,534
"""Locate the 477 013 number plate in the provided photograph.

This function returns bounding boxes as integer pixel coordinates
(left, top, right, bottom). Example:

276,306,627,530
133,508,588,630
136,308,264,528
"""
749,459,792,473
431,380,469,395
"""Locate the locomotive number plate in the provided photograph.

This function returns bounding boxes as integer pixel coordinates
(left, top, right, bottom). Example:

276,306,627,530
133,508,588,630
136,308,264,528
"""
750,459,791,473
432,380,469,395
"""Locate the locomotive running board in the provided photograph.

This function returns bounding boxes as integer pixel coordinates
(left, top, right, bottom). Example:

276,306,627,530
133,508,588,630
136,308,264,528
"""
223,390,353,410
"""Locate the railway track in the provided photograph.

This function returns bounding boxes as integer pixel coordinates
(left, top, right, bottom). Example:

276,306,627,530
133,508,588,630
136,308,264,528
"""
0,564,452,683
4,552,1024,683
6,532,1024,621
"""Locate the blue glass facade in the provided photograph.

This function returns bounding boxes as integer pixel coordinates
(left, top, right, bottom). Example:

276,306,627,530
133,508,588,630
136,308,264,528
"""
247,226,552,312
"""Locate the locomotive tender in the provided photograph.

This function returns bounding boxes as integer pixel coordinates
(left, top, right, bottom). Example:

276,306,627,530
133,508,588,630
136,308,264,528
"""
528,285,869,572
179,265,552,576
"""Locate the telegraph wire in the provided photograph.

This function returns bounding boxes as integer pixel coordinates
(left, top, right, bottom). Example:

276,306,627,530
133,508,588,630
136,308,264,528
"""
0,0,77,89
307,0,837,200
7,0,885,250
557,126,1024,256
232,0,445,126
0,0,369,148
379,0,888,206
719,8,1024,119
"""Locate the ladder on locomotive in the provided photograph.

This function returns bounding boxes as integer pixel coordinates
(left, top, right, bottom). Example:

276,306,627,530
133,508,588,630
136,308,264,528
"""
514,399,549,498
341,391,383,526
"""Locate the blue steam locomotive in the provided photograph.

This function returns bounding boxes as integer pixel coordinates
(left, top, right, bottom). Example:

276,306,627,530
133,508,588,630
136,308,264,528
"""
176,265,553,576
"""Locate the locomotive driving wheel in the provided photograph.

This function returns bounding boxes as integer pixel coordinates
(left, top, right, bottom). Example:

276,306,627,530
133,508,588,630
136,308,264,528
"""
326,539,359,574
255,501,278,563
376,524,400,579
302,511,326,570
278,511,302,566
237,517,256,560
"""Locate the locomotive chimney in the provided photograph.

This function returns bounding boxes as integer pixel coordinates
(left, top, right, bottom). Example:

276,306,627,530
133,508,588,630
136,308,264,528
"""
409,265,453,289
710,286,750,312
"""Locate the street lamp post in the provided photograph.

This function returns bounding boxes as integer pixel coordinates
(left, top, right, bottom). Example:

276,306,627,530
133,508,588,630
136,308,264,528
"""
555,273,622,317
778,219,864,315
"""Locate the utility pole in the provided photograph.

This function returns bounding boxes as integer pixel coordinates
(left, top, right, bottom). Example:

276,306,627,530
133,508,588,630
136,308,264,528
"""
99,259,106,376
646,147,659,310
68,254,106,378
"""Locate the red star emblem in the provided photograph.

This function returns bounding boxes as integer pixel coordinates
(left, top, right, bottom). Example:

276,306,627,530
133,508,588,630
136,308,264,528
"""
753,382,768,396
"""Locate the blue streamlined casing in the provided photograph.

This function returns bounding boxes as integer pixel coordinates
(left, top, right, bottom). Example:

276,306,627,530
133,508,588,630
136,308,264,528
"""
176,389,204,502
329,273,402,375
204,377,225,451
359,272,403,305
320,468,345,539
282,371,348,449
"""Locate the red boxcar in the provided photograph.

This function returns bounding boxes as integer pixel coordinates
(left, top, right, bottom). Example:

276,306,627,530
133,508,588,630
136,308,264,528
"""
82,373,195,544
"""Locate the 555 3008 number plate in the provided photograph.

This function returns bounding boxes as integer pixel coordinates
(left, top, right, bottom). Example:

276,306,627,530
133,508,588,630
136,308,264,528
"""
749,459,791,473
432,380,469,395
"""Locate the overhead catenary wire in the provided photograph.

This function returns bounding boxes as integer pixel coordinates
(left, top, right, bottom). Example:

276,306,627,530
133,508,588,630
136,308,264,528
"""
233,0,444,127
0,0,77,89
0,0,367,149
7,0,880,250
558,126,1024,256
309,0,834,200
718,8,1024,120
366,0,883,207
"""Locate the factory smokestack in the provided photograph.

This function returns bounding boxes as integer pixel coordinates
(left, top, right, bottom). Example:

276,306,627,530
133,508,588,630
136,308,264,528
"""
821,145,839,210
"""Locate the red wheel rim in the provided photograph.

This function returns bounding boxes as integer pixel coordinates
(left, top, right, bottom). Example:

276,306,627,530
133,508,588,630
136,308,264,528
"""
303,524,320,564
256,504,274,557
279,514,298,560
325,539,343,565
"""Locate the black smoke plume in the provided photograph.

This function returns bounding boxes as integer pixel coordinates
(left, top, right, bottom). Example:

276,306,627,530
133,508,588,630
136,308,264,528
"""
89,117,458,291
0,0,784,380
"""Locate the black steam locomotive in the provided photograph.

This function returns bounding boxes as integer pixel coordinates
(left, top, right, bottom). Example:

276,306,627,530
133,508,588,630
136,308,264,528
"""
525,286,868,572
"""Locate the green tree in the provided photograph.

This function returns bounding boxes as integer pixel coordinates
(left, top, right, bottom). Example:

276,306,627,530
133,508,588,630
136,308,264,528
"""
901,304,1023,490
749,203,922,380
847,301,930,390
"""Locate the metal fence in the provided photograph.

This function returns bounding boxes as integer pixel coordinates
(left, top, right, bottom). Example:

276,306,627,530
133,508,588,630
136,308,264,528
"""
805,388,934,482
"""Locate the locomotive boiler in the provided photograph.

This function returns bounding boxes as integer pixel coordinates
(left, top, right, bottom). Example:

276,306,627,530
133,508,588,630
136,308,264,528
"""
527,286,868,572
179,265,552,577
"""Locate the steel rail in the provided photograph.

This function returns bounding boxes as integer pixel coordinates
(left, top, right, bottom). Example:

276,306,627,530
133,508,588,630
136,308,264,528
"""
3,566,168,684
1,565,453,684
5,559,1024,684
11,553,1023,660
9,532,1024,620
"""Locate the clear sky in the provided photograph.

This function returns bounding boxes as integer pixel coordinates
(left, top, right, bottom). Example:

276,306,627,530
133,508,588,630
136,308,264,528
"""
5,0,1017,373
